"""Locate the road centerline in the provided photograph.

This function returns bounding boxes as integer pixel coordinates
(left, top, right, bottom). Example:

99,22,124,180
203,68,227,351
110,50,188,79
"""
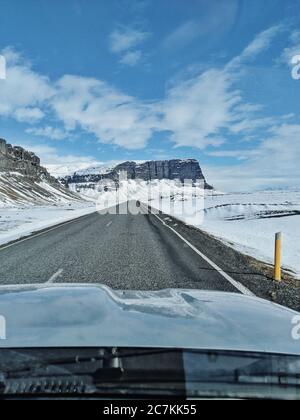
46,269,64,284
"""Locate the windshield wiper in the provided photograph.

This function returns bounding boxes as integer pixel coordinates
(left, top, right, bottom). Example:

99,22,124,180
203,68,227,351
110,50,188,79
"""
1,349,300,398
2,348,178,376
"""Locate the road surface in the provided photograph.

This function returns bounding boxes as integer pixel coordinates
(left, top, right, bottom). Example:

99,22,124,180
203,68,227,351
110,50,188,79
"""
0,202,252,294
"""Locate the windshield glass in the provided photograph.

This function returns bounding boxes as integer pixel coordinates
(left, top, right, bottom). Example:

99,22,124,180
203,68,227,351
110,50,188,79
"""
1,348,300,399
0,0,299,401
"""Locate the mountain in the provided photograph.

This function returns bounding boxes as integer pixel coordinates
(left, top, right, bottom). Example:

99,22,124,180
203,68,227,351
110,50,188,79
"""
0,138,82,207
61,159,213,191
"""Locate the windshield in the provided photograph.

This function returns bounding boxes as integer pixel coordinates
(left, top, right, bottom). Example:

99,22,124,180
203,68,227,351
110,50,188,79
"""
0,0,299,402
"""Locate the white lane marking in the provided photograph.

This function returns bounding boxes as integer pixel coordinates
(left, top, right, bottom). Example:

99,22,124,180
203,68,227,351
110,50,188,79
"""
106,221,113,227
0,213,96,252
46,269,63,284
142,204,254,296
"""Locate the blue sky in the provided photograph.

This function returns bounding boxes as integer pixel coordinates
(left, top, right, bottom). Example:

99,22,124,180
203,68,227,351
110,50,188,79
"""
0,0,300,190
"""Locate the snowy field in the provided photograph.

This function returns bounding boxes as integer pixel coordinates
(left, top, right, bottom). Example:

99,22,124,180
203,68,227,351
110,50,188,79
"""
1,177,299,278
0,202,96,246
199,190,300,277
163,188,300,278
73,181,300,277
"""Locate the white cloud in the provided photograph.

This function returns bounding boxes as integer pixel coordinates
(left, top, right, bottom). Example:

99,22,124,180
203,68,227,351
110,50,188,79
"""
51,75,159,149
160,24,287,149
14,107,45,123
254,124,300,179
26,126,69,140
0,48,53,123
241,25,282,59
0,26,290,153
206,149,257,160
162,1,239,51
119,50,142,66
109,27,149,53
18,143,107,177
162,21,202,50
1,24,299,190
109,26,149,66
204,123,300,191
162,69,240,148
228,25,283,70
280,30,300,67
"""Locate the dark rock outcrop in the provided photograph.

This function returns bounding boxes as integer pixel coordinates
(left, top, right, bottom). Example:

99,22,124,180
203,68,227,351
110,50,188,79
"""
62,159,213,189
0,138,55,181
0,138,83,205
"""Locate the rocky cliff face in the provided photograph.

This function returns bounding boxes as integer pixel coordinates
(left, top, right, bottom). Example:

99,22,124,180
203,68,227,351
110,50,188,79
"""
62,159,213,189
0,138,83,205
0,138,54,180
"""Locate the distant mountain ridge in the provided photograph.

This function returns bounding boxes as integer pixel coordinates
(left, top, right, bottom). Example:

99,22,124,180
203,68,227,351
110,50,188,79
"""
61,159,213,189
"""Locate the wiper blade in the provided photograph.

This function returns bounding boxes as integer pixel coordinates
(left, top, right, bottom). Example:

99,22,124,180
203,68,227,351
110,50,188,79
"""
3,348,179,376
38,348,177,367
236,372,300,386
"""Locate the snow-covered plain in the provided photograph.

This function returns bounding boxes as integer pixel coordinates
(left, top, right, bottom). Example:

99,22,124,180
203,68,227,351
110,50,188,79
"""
1,171,299,278
200,190,300,277
0,169,96,245
162,188,300,277
0,202,96,246
73,181,300,277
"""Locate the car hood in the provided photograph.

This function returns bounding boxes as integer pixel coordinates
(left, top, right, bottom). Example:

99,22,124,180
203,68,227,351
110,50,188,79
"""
0,284,299,355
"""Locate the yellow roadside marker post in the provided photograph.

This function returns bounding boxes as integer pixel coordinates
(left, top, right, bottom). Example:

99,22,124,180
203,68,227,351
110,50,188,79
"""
274,232,282,282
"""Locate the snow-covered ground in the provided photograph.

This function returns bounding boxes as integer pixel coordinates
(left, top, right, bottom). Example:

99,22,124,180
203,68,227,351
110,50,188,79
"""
0,202,96,246
168,188,299,277
1,173,299,278
199,190,300,277
74,181,300,277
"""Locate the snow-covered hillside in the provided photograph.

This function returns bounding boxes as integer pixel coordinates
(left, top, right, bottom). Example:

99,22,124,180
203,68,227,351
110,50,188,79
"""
0,172,82,207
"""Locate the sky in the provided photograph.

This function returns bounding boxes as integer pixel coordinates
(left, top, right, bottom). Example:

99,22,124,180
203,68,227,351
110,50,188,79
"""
0,0,300,191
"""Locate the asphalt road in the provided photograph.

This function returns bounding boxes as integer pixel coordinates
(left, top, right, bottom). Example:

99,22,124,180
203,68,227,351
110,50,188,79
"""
0,202,245,293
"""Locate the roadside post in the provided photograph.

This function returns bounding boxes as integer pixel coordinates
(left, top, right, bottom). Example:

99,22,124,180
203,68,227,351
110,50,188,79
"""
274,232,282,282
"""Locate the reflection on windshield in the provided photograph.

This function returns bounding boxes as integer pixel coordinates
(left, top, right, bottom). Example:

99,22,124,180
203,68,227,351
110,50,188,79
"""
0,348,299,399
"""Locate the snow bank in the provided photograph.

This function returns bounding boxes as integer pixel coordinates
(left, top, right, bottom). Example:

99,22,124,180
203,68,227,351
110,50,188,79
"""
0,202,96,246
198,190,300,277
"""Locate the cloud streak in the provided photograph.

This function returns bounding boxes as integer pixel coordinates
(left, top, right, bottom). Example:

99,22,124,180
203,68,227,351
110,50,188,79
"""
109,26,149,66
1,24,299,189
0,26,288,150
